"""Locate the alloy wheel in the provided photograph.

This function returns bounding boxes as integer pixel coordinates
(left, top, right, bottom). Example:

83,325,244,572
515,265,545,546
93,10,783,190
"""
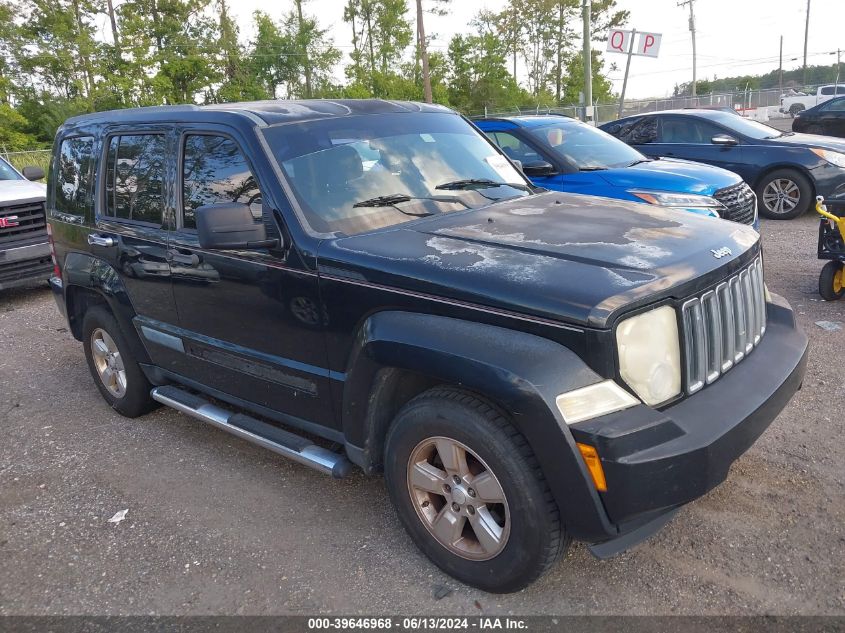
406,436,510,561
762,178,801,216
90,328,127,398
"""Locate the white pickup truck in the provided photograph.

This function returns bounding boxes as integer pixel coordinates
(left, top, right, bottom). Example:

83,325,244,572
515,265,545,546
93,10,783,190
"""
780,84,845,116
0,156,50,291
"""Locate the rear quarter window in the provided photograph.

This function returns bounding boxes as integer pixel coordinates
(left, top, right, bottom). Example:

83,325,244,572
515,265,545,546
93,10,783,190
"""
54,136,95,219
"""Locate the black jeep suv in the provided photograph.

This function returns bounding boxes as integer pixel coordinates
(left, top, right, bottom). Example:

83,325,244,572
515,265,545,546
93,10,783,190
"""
47,100,808,593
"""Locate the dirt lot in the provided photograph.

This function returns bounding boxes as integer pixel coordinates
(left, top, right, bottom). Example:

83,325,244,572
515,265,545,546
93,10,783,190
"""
0,213,843,616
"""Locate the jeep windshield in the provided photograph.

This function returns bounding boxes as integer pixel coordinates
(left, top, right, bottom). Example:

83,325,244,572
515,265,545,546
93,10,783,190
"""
262,112,531,235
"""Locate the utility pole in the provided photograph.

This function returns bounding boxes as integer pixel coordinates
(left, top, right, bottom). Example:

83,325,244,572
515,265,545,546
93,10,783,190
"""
416,0,432,103
803,0,811,86
678,0,696,97
779,35,783,98
582,0,592,120
836,49,841,91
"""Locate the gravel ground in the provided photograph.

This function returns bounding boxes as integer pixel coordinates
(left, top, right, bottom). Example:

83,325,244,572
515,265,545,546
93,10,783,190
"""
0,213,843,616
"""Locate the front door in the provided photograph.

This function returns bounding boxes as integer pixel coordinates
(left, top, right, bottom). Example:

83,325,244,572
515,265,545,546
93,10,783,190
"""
648,115,746,175
166,127,337,433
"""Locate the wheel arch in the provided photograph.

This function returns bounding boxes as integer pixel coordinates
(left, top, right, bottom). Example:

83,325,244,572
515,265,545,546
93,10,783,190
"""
63,252,150,364
752,162,816,193
341,310,617,541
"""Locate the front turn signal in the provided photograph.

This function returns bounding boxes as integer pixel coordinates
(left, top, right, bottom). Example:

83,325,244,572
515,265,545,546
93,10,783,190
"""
577,443,607,492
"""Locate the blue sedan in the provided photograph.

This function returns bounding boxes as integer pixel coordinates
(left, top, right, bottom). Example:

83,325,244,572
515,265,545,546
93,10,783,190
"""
601,109,845,219
475,115,758,228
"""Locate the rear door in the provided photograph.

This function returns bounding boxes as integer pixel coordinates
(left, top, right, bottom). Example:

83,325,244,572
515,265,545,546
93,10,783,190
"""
92,127,179,367
165,125,337,433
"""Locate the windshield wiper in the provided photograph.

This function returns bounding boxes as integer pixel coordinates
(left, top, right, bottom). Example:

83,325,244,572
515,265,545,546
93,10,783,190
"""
579,166,608,171
352,193,469,217
435,178,532,192
627,159,652,167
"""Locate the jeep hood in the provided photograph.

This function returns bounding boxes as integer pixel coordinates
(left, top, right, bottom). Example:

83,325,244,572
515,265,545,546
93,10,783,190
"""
0,179,47,205
319,192,760,328
597,158,741,196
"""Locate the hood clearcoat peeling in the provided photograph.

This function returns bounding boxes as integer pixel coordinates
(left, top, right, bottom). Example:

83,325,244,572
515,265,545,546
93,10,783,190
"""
319,192,760,328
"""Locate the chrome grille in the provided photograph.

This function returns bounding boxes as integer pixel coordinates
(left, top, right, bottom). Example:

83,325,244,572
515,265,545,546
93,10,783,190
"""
0,201,47,245
713,182,757,226
681,258,766,394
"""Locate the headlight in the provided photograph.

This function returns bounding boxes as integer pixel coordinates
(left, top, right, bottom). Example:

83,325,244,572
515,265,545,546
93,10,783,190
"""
811,148,845,168
629,190,726,215
616,305,681,406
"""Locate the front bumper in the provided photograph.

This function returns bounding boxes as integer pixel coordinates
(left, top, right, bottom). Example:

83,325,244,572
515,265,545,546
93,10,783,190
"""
0,241,52,291
571,293,807,528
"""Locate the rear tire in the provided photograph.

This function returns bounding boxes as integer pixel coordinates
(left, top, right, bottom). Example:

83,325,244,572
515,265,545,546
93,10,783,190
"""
819,261,845,301
82,307,157,417
789,104,805,117
384,387,567,593
756,169,813,220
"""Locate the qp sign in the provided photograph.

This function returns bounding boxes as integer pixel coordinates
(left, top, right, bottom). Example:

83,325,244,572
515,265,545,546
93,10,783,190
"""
606,29,632,54
636,32,662,58
606,29,662,58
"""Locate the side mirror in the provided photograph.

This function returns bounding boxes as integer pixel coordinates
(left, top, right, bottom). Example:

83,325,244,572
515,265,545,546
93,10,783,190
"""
522,160,557,177
22,166,45,181
711,134,738,146
510,158,523,173
196,202,278,250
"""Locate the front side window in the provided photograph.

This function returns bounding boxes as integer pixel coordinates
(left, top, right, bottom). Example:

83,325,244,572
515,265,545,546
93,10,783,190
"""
104,134,165,225
262,112,529,236
659,117,723,143
527,121,645,170
182,135,262,230
55,136,94,217
821,86,835,96
485,131,543,164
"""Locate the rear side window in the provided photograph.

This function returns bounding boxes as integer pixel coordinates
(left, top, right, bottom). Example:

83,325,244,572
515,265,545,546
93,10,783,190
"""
55,136,94,217
612,117,657,144
104,134,165,225
181,135,262,230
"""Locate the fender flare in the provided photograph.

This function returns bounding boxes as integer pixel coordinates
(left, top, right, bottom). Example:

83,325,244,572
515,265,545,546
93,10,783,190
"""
62,252,150,364
342,311,617,540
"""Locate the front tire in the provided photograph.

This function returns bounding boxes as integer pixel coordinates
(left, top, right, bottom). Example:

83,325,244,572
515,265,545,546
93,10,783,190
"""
82,307,157,417
819,261,845,301
384,387,567,593
756,169,813,219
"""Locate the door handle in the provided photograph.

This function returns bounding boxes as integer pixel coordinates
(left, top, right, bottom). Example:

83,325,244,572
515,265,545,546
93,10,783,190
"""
87,233,116,247
166,249,200,266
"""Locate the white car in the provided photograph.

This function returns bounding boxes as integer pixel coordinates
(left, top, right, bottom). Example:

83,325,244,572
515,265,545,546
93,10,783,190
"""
0,157,51,290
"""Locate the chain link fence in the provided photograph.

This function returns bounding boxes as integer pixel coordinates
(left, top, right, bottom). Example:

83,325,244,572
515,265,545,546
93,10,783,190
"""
470,83,838,124
1,148,51,180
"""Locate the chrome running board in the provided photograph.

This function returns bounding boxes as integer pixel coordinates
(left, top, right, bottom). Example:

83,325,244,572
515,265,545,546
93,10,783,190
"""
151,385,352,478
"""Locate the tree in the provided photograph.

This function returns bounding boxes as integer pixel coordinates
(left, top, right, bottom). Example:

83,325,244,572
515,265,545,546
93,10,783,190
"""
343,0,412,96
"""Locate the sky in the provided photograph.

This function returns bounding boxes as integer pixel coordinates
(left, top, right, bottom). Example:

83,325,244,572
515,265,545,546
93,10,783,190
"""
221,0,843,100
